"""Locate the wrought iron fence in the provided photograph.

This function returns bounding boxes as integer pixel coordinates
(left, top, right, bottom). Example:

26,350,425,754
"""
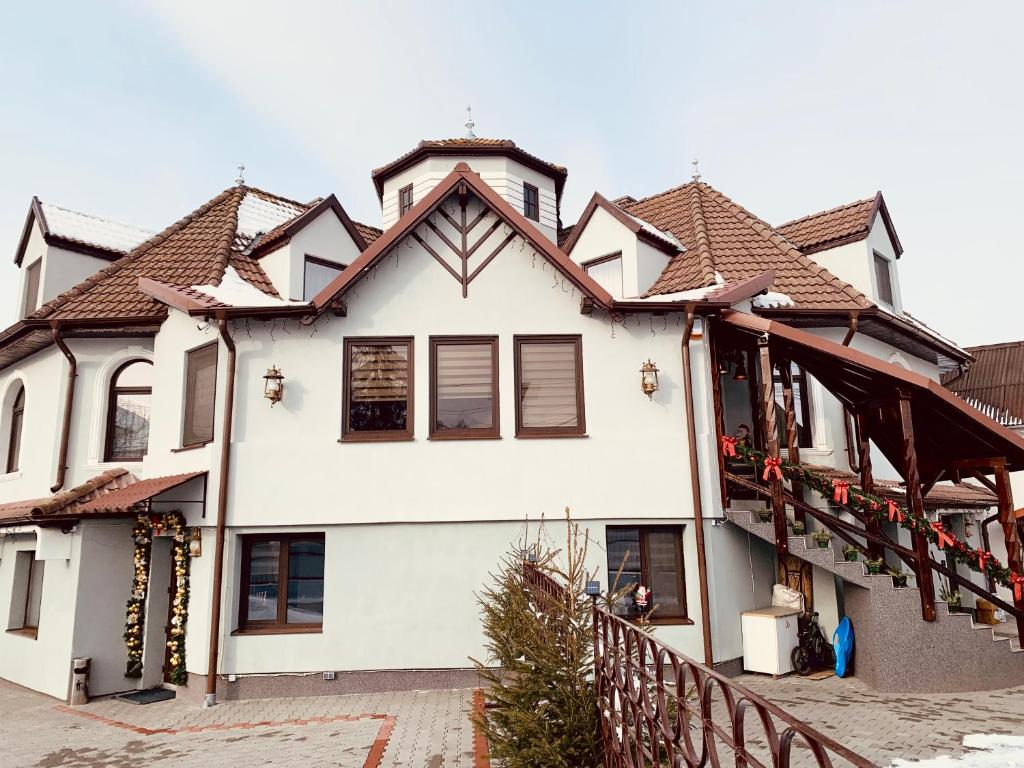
522,562,877,768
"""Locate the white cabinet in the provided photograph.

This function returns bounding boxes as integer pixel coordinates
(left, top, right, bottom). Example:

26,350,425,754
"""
741,606,801,675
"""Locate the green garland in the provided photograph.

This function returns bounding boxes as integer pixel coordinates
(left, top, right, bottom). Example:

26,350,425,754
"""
124,512,191,684
724,439,1022,593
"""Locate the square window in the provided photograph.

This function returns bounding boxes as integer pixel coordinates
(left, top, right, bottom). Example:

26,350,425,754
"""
304,255,346,302
606,526,687,622
342,338,414,441
514,336,585,437
430,337,499,439
238,534,324,632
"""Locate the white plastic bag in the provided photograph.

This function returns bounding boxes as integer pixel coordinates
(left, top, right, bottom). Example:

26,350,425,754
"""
771,584,804,611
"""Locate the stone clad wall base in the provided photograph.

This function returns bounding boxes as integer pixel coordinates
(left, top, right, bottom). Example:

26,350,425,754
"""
842,584,1024,693
184,668,487,702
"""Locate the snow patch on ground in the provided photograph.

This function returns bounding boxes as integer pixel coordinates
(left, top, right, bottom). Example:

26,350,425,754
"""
890,734,1024,767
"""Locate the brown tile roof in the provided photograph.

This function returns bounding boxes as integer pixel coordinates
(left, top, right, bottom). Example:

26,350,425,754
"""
622,182,873,309
353,221,383,245
944,340,1024,426
25,186,288,324
557,224,575,249
776,191,903,257
0,469,205,525
804,464,996,510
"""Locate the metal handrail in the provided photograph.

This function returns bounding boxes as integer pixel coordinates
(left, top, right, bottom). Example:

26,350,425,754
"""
522,562,877,768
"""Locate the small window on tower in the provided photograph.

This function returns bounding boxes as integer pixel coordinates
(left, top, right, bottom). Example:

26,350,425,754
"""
399,185,414,217
873,251,894,306
523,183,539,221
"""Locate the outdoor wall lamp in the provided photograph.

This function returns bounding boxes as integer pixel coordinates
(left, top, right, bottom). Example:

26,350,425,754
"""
263,365,285,406
640,359,660,398
733,356,748,382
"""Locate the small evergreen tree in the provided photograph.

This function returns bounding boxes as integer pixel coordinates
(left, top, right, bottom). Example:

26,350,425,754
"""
473,512,601,768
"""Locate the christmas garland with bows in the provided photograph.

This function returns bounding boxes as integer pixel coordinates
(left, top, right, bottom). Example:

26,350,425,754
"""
721,436,1024,599
124,512,191,684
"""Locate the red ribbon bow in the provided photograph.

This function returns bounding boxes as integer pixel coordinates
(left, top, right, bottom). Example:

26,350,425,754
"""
1013,574,1024,602
762,457,783,481
886,499,904,523
831,479,849,505
721,436,737,458
976,549,992,571
930,521,954,550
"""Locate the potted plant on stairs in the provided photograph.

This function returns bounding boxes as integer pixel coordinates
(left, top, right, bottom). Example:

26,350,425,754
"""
865,557,885,574
841,545,860,562
811,529,832,549
757,508,773,523
790,519,805,535
889,569,909,588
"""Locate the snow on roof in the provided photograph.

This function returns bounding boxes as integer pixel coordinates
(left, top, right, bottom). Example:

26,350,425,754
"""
40,201,154,254
190,266,306,309
877,305,967,356
752,291,796,309
625,211,683,251
236,192,305,239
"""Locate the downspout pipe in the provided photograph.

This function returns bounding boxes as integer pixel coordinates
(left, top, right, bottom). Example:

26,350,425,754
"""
841,310,859,347
50,323,77,493
682,305,714,667
205,315,237,707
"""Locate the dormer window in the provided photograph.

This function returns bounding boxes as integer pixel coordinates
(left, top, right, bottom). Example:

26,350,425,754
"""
582,252,624,298
22,259,41,318
399,185,414,217
304,255,346,302
523,183,539,221
873,251,894,306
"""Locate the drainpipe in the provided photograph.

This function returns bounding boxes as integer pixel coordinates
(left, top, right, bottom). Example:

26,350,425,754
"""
205,315,237,707
50,323,77,493
841,310,859,347
682,305,714,667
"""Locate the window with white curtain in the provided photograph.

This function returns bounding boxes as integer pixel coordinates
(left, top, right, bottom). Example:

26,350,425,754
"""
514,335,585,437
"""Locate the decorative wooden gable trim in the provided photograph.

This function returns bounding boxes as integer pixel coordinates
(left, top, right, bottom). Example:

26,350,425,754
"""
312,164,615,312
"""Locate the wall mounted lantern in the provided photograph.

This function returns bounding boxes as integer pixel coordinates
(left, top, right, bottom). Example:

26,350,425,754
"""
263,365,285,406
732,356,748,382
187,527,202,558
640,359,660,398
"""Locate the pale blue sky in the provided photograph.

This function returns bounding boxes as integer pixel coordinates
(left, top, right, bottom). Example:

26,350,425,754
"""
1,2,1021,345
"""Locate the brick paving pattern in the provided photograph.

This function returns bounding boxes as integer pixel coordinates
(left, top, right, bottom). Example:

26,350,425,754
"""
0,680,475,767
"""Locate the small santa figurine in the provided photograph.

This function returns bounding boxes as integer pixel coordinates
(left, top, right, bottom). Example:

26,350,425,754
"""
634,585,651,611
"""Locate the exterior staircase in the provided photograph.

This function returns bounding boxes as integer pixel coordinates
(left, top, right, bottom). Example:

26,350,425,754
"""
726,507,1024,693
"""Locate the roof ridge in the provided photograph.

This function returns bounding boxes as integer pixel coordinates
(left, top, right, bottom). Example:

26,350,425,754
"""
697,183,874,309
776,192,878,230
241,185,311,211
686,184,720,288
32,187,240,320
39,200,155,234
965,339,1024,352
622,180,697,210
208,187,245,285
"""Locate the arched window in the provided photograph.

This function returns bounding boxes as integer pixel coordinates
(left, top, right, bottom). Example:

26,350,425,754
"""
105,360,153,462
6,386,24,473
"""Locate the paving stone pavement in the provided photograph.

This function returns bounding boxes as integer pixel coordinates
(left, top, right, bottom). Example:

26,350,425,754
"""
0,679,476,767
733,674,1024,766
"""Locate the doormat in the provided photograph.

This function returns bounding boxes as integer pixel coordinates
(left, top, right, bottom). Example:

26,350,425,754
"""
116,688,176,705
806,669,835,681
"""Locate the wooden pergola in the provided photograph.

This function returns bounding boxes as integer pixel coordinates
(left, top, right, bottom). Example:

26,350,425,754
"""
710,311,1024,640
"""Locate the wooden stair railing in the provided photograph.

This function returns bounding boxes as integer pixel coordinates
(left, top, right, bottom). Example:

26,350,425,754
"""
725,470,1024,634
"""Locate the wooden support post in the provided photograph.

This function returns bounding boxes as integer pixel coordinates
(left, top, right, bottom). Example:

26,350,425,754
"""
856,411,884,560
757,337,788,566
707,323,729,509
777,360,805,524
993,462,1024,642
897,394,936,622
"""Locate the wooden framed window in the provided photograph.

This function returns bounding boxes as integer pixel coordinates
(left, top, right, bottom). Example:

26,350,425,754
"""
8,551,43,638
582,252,624,297
22,259,41,318
606,526,688,623
514,335,585,437
182,342,218,448
342,337,414,441
429,336,499,439
873,251,894,306
399,184,414,217
238,534,325,633
105,360,153,461
303,255,346,302
772,363,813,449
6,385,24,474
523,182,539,221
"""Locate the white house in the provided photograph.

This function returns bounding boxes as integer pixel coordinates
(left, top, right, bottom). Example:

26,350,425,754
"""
1,133,1022,705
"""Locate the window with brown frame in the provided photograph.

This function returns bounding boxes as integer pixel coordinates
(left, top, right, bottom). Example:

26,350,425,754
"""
8,550,44,637
523,182,539,221
514,335,585,437
105,360,153,461
772,363,813,449
582,252,624,297
873,251,894,306
342,337,413,441
182,342,218,447
606,526,687,622
430,336,499,439
399,184,414,217
238,534,325,632
22,259,41,318
6,385,24,474
303,255,346,302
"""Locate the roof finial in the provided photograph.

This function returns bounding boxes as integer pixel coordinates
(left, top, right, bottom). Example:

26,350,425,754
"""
691,158,701,182
464,105,476,139
235,163,246,187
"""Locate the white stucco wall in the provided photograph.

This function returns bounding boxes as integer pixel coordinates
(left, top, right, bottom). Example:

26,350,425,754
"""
17,223,112,312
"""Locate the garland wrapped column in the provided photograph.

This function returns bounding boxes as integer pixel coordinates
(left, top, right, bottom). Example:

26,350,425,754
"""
124,511,191,684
